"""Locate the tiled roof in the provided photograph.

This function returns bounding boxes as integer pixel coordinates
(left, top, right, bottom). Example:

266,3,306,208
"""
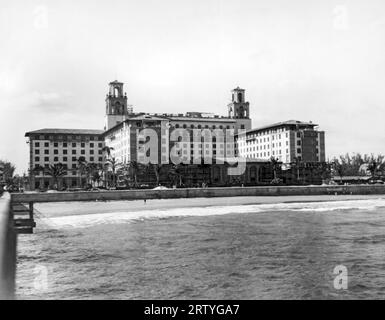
25,128,104,136
246,120,317,133
169,117,236,123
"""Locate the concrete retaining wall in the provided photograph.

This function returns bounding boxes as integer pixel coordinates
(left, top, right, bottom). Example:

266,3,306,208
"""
10,185,385,203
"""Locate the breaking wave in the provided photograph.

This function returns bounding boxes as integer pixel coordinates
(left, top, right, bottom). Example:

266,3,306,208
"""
39,198,385,229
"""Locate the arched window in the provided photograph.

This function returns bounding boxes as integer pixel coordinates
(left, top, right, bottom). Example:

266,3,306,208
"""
238,92,242,102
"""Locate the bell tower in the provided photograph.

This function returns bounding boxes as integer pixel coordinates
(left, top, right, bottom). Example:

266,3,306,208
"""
227,87,251,132
104,80,131,131
228,87,250,119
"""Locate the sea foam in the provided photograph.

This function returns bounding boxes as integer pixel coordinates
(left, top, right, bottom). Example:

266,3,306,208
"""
39,198,385,229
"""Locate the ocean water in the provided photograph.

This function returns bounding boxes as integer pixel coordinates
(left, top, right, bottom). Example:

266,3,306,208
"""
15,197,385,299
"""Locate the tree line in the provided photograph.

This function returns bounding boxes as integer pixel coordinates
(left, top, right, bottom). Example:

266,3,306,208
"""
2,152,385,192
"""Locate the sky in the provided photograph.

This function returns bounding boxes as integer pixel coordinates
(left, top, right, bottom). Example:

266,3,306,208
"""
1,0,385,174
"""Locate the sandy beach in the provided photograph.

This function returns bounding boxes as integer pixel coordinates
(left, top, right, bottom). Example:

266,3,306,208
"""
34,194,385,217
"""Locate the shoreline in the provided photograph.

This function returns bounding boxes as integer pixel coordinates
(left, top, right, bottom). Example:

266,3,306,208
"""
34,194,385,217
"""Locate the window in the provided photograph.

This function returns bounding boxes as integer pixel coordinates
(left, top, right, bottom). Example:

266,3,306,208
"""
81,143,85,148
54,157,58,162
98,150,102,155
44,142,49,147
98,157,103,162
81,150,85,155
54,142,58,147
90,143,94,148
35,142,40,147
90,157,94,162
72,143,76,147
35,149,40,154
297,141,301,146
44,150,49,154
72,164,76,169
72,157,77,161
44,157,49,162
54,149,58,154
297,148,302,153
63,150,67,154
297,132,301,138
63,143,67,147
98,143,103,148
90,150,94,155
63,157,68,161
35,157,39,161
72,150,76,154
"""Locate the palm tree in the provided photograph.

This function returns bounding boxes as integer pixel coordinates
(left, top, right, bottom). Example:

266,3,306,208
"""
169,164,184,187
44,163,67,190
92,170,102,187
85,162,99,187
105,157,120,188
151,163,163,186
31,165,45,189
367,155,384,178
128,160,140,187
269,157,281,180
77,156,87,188
291,156,301,183
102,146,114,159
332,158,345,184
32,164,45,176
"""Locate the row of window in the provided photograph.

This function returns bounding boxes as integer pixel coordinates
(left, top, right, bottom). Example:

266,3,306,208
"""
174,124,234,130
34,135,103,141
35,142,103,148
34,156,103,163
35,149,103,155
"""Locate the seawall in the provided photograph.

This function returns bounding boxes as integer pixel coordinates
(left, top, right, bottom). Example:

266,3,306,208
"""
10,184,385,203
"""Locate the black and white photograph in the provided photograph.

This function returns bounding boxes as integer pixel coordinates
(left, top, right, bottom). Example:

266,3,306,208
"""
1,0,385,307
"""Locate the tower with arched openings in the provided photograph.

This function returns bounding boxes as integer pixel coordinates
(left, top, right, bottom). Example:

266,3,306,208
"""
104,80,132,131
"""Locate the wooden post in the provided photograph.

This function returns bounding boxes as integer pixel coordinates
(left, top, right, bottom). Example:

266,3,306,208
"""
29,202,34,220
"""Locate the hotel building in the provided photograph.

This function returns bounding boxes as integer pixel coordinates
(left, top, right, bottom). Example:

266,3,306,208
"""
103,82,252,165
25,129,105,189
236,120,325,164
25,80,326,189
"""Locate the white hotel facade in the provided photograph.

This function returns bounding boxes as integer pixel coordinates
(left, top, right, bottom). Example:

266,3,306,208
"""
236,120,325,164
